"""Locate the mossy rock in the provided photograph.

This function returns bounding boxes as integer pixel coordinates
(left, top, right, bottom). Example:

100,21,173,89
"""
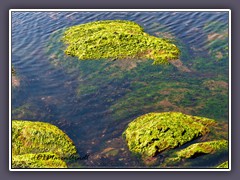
123,112,216,157
12,152,67,168
62,20,180,65
216,161,228,168
12,120,77,159
170,140,228,162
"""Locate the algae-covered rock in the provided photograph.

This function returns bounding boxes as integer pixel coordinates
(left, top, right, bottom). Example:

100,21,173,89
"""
12,120,77,159
62,20,180,65
123,112,216,157
216,161,228,168
12,152,67,168
171,140,228,162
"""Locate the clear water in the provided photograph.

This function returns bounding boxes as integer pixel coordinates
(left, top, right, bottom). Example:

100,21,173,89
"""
11,11,229,168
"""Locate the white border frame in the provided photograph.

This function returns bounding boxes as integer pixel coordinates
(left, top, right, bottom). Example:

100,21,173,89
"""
9,9,231,171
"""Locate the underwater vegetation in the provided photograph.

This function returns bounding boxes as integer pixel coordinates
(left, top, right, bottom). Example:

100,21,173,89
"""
12,152,67,168
216,161,228,168
45,18,229,123
12,66,16,75
203,21,228,61
11,66,20,88
166,140,228,163
62,20,180,65
123,112,228,167
123,112,216,158
12,120,78,168
14,16,229,168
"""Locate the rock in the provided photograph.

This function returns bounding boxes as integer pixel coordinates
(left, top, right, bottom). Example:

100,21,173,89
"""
12,120,78,166
171,140,228,162
123,112,216,158
62,20,180,65
12,152,67,168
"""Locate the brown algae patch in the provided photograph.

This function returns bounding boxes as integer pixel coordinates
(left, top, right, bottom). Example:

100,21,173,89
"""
12,66,20,88
12,76,20,87
169,59,191,72
202,80,228,91
108,59,147,71
207,32,228,42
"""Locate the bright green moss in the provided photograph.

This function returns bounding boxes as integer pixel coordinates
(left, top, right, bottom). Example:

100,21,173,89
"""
216,161,228,168
163,140,228,167
174,140,228,160
12,120,77,159
62,20,180,65
123,112,216,157
12,152,67,168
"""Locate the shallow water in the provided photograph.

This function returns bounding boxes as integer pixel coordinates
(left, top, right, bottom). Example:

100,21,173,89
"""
11,11,229,168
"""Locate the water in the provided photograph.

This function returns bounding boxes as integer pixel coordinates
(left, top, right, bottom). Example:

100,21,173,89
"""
11,11,229,168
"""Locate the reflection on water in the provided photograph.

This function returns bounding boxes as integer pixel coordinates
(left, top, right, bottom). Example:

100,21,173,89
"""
11,11,229,168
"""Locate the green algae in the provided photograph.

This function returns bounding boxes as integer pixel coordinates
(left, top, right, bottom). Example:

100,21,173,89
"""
12,152,67,168
62,20,180,65
12,103,41,119
12,66,16,75
46,21,228,123
172,140,228,161
216,161,228,168
44,19,229,168
162,140,228,168
12,120,77,159
123,112,216,157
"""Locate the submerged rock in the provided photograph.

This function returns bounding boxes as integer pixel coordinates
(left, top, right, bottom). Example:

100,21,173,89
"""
123,112,216,158
12,120,78,168
62,20,180,65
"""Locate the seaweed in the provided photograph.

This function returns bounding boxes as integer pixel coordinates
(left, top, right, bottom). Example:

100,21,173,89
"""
12,152,67,168
162,140,228,168
12,120,79,168
62,20,180,65
122,112,216,157
216,161,228,168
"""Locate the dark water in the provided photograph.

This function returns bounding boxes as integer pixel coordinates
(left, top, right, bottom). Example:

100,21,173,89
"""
11,11,229,168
